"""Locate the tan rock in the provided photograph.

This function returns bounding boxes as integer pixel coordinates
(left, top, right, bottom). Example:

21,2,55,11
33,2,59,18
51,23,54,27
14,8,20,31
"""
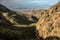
36,2,60,39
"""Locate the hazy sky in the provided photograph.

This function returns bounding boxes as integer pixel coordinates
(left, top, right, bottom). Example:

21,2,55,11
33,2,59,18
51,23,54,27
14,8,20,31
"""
0,0,59,8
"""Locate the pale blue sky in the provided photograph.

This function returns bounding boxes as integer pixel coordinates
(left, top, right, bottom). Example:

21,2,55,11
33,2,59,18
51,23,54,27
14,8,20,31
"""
0,0,59,8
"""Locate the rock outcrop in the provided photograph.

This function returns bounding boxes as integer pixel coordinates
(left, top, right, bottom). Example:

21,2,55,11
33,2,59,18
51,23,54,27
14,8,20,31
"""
36,2,60,39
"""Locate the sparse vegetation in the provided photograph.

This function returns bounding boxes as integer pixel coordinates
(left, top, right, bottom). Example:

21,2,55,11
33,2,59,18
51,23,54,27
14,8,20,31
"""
0,2,60,40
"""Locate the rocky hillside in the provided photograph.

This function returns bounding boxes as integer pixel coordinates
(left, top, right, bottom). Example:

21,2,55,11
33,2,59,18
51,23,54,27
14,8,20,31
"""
0,2,60,40
36,2,60,39
0,4,13,26
0,4,39,26
0,4,37,40
0,4,47,26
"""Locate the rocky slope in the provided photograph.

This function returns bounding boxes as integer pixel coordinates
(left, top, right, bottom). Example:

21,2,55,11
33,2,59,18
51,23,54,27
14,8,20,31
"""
1,2,60,40
0,4,37,40
36,2,60,39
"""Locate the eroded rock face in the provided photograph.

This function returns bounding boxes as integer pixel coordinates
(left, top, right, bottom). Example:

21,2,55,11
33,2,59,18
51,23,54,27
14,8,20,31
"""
36,2,60,39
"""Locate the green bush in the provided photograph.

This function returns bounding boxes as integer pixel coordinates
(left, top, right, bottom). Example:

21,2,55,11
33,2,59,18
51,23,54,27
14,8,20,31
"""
0,20,3,23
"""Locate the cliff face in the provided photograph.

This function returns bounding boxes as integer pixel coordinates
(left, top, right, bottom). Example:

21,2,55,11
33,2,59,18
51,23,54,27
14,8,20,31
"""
36,2,60,39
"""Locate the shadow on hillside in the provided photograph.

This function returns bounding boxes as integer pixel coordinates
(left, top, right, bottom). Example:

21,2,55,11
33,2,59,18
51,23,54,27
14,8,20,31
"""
45,36,60,40
36,36,60,40
12,13,38,25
